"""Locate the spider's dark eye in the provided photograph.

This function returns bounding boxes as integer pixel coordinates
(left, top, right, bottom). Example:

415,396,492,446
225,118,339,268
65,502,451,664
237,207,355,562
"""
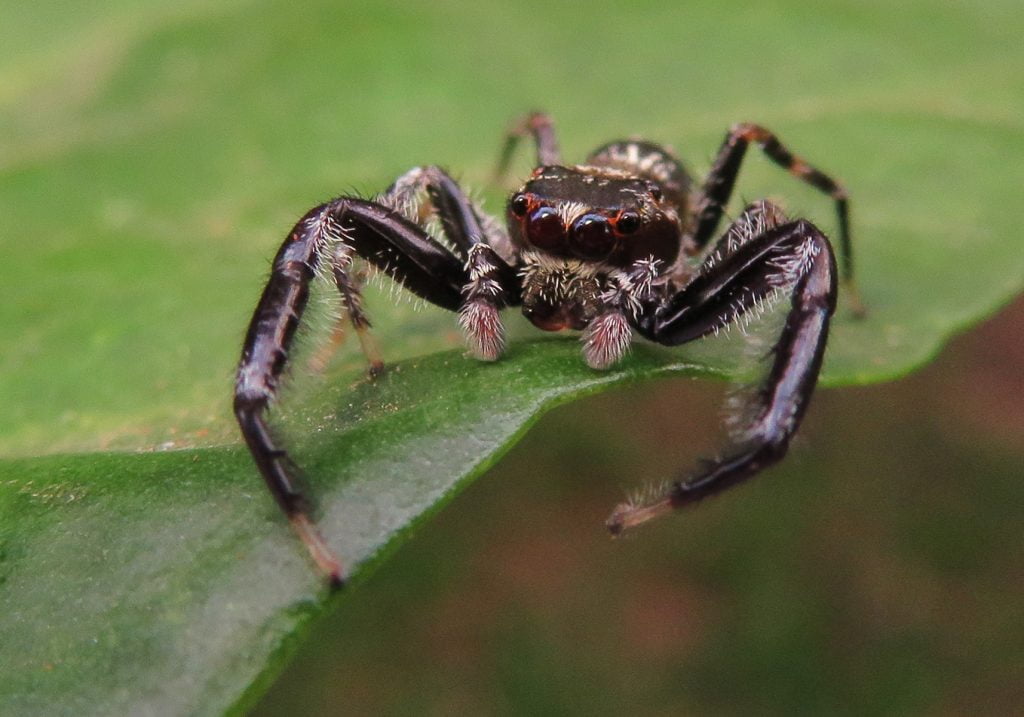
525,206,564,250
649,185,663,201
510,194,529,217
616,211,641,235
569,214,615,260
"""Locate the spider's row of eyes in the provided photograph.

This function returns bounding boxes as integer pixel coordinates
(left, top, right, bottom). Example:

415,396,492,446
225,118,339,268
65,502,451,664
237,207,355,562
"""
508,193,643,236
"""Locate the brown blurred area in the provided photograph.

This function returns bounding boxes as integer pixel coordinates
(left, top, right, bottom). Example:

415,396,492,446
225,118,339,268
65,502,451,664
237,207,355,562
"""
255,296,1023,715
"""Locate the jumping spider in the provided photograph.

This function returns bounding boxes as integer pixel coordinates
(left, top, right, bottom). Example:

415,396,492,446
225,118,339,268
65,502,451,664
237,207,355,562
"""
235,112,863,586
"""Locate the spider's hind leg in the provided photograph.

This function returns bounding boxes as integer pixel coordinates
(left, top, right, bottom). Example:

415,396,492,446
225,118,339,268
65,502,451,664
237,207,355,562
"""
612,212,837,534
694,123,864,316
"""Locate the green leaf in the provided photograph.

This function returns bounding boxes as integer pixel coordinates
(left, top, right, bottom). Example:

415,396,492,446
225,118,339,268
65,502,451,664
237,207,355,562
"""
1,0,1022,714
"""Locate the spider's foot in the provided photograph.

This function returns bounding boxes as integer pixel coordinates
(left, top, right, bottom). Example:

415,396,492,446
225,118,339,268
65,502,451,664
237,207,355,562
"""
290,513,345,589
355,324,385,378
606,496,673,536
367,360,386,380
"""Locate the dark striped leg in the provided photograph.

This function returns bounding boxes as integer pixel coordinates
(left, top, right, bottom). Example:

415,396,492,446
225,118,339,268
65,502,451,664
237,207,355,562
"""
611,218,837,534
493,111,561,182
234,198,469,586
693,123,863,315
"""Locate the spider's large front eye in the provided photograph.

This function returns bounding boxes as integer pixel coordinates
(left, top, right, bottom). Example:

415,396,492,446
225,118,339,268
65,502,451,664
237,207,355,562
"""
510,194,529,217
525,206,564,250
569,214,615,260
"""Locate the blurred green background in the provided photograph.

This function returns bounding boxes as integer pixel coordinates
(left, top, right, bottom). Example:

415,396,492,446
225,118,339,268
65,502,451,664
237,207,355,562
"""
2,0,1022,714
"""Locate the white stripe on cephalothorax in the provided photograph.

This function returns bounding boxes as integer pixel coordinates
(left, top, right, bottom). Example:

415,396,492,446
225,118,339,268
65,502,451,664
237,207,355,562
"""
555,200,590,228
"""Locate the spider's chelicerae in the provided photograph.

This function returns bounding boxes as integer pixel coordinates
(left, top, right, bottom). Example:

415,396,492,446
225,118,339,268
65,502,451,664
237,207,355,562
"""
234,112,864,586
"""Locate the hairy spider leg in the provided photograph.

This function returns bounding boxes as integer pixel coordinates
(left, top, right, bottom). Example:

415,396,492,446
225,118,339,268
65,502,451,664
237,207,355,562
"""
703,198,791,261
609,211,836,533
493,111,561,183
307,261,378,374
311,166,520,373
234,198,474,586
381,165,521,359
693,123,864,316
328,259,384,374
384,166,496,258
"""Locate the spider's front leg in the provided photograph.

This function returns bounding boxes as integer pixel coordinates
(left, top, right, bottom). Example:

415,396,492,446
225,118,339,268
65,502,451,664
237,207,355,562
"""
609,204,837,533
234,186,514,585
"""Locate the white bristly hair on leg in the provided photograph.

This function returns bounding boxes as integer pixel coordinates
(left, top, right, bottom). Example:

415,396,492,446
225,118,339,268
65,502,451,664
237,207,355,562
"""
721,298,788,444
582,311,632,369
376,166,429,223
458,243,508,361
459,299,505,360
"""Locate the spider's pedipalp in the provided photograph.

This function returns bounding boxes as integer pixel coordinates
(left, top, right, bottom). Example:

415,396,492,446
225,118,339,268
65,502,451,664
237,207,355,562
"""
580,257,664,369
460,243,512,360
582,310,632,369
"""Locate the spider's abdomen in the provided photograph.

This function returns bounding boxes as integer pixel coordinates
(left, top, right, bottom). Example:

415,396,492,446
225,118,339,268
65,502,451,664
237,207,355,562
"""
586,139,691,210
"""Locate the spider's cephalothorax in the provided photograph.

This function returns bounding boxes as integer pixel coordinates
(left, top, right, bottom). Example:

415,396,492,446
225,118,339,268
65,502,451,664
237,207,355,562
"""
509,163,683,338
234,112,864,586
